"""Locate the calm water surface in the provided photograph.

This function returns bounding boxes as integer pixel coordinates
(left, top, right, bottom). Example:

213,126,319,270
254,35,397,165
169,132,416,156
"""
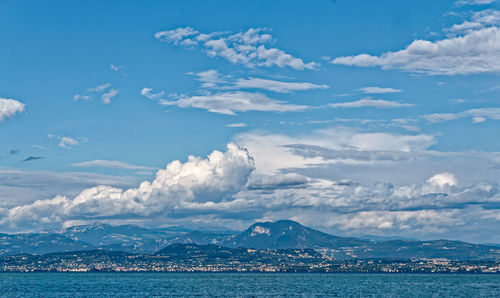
0,273,498,297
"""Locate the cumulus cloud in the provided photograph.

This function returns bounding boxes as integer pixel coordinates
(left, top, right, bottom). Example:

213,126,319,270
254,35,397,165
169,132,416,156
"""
0,141,499,242
0,144,254,231
357,87,402,94
158,91,308,115
447,9,500,34
72,160,155,171
156,27,318,70
0,98,25,122
48,134,87,149
332,27,500,75
101,89,118,104
329,98,414,108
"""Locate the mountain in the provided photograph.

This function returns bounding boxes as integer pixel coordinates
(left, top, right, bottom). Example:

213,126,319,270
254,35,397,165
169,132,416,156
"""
0,233,93,255
61,223,176,253
1,220,499,260
225,220,370,250
164,231,237,246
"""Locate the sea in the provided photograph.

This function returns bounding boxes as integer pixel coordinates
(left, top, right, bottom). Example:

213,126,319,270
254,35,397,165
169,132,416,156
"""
0,273,499,297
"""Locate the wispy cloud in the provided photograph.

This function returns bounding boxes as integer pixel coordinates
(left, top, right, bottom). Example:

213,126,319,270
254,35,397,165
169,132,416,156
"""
329,98,414,108
232,78,329,93
156,27,318,70
158,91,308,115
72,160,155,171
423,107,500,123
227,123,247,127
357,87,402,94
455,0,496,6
74,83,118,104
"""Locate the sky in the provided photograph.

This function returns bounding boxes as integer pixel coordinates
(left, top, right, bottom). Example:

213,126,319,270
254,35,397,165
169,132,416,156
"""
0,0,499,243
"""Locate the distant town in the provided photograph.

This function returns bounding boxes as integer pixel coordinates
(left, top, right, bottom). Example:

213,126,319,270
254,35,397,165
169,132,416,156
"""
1,245,499,273
1,220,499,273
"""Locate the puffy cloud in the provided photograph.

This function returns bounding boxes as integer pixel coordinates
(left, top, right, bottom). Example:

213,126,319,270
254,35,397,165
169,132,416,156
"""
158,91,308,115
357,87,402,94
59,137,79,149
154,26,199,45
156,27,318,70
0,144,254,231
72,160,155,171
0,169,136,208
447,9,500,34
101,89,118,104
48,134,87,149
329,98,413,108
0,97,25,122
332,27,500,75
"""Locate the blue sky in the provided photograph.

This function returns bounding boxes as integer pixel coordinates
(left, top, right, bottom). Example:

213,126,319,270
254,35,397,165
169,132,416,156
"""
1,0,499,243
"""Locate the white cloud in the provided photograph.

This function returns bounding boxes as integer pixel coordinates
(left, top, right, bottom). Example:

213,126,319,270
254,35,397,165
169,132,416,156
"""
75,83,117,103
227,123,247,127
329,98,413,108
72,160,155,171
157,91,308,115
233,78,329,93
59,137,79,149
154,26,199,45
234,128,436,174
357,87,402,94
101,89,118,104
447,9,500,34
188,69,329,93
423,107,500,123
188,70,228,88
455,0,496,6
0,97,25,122
87,83,111,93
0,144,255,230
427,172,458,188
332,27,500,75
73,94,90,101
156,27,318,70
49,134,86,149
140,88,165,100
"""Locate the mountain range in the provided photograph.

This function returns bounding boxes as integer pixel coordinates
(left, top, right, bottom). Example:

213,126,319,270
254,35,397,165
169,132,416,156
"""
1,220,499,260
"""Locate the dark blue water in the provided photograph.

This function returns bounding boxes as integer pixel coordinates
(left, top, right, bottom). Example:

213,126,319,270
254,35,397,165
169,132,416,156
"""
0,273,498,297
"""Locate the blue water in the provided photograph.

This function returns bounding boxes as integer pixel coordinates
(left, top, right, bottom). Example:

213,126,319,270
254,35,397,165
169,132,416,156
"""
0,273,498,297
